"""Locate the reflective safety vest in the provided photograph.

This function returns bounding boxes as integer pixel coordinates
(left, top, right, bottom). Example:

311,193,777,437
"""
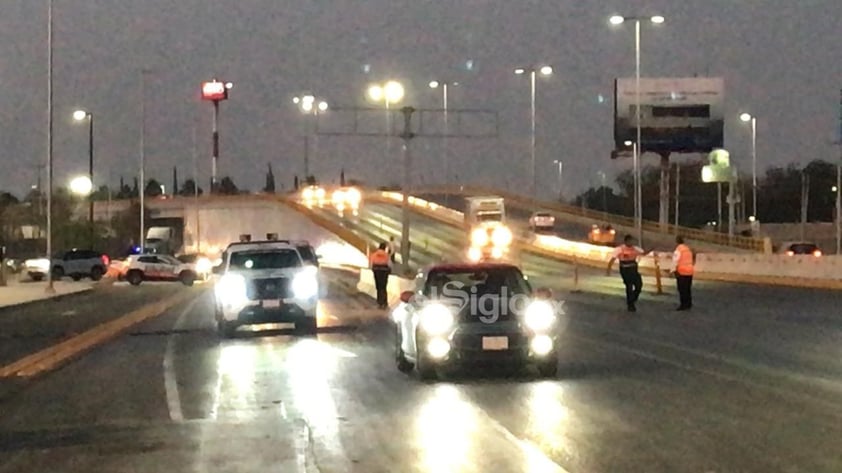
370,249,390,268
675,244,694,276
618,245,641,262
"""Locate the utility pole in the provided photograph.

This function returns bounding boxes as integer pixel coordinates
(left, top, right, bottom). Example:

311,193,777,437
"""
674,161,680,228
315,106,497,271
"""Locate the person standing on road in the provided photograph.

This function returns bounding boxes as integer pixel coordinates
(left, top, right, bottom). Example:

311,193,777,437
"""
606,234,648,312
370,242,392,309
386,236,397,264
671,236,695,311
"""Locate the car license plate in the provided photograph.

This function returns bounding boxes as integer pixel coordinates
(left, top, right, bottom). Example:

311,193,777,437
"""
482,336,508,350
263,300,281,308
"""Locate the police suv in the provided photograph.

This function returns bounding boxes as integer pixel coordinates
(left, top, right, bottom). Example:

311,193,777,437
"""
213,234,320,337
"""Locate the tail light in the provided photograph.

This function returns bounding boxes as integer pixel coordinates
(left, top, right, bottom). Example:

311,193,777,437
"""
785,250,794,256
609,229,616,235
813,250,822,257
101,254,110,265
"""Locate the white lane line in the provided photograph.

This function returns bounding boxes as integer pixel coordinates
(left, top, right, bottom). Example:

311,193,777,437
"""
163,295,203,422
482,410,572,473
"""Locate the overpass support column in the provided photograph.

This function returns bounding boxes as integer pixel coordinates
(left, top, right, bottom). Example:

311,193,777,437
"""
659,153,670,230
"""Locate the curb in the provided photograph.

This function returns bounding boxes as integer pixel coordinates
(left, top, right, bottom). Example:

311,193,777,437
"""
0,289,198,379
0,287,95,314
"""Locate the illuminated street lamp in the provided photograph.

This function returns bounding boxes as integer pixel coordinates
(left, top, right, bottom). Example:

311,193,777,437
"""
201,79,233,194
429,79,459,187
72,109,94,247
739,112,758,220
69,175,93,196
514,65,552,205
367,80,404,156
293,94,330,178
609,13,665,242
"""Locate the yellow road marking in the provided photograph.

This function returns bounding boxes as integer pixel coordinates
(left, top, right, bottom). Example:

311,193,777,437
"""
0,290,198,378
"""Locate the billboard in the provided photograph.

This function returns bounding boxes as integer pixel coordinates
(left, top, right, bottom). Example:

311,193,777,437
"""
614,77,724,155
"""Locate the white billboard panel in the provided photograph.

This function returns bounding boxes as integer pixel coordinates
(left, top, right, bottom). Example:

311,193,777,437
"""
614,77,724,155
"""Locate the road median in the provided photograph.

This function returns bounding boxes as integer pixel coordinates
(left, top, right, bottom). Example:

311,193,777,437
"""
0,289,198,379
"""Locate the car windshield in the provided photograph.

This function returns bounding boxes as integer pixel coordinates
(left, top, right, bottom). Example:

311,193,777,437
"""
789,244,818,253
229,249,301,270
424,267,531,298
296,246,317,264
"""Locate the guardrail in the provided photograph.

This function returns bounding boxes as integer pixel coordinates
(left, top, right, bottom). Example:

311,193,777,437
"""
366,190,842,289
410,185,766,253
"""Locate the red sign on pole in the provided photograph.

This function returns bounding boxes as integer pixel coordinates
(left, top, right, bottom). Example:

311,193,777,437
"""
202,81,228,101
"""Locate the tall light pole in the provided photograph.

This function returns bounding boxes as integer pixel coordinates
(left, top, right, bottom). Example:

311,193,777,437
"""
367,80,405,169
293,94,329,179
139,69,150,253
515,65,553,206
73,109,94,248
553,159,563,199
46,0,55,292
740,112,758,220
201,79,233,194
429,80,457,187
611,14,665,243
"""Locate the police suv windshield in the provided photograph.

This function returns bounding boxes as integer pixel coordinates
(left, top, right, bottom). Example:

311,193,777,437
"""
229,249,301,270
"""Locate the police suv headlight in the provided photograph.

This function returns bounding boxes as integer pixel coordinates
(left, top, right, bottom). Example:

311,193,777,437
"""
196,257,212,274
215,274,248,306
524,300,556,332
292,267,319,299
420,303,455,335
471,228,489,246
491,226,513,246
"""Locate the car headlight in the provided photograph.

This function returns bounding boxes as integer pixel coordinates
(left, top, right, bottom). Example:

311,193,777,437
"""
26,258,50,272
196,257,212,274
302,188,314,200
491,246,504,259
315,187,326,199
345,188,362,204
292,269,318,299
215,274,248,306
419,303,454,335
332,189,345,204
467,247,482,262
471,228,489,246
491,226,513,247
524,300,556,332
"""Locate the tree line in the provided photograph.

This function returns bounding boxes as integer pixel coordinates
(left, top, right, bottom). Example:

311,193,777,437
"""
573,159,840,228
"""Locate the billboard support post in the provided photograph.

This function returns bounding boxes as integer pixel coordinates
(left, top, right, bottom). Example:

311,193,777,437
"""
659,153,670,230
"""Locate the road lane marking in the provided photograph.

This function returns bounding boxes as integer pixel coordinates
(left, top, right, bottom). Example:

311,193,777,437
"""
0,290,196,378
163,294,203,422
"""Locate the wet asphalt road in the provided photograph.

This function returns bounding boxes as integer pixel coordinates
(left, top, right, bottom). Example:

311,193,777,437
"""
0,271,841,472
0,205,841,471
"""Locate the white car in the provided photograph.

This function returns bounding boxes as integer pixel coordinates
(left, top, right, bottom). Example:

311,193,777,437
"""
529,211,555,232
213,239,319,337
118,254,206,286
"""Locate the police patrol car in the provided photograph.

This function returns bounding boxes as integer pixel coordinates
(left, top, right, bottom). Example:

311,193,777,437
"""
213,234,320,338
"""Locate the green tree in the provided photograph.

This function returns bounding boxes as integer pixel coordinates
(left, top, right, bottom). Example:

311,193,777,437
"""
179,179,203,197
263,164,276,193
218,176,239,195
145,179,163,197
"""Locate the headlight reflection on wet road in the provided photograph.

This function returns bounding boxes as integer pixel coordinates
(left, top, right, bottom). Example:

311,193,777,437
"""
525,381,573,466
415,384,478,472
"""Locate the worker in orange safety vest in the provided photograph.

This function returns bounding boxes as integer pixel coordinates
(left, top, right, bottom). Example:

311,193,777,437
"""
607,234,650,312
370,242,392,309
671,235,695,311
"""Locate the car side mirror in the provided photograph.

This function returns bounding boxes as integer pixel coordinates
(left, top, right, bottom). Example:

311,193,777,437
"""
400,290,415,304
535,287,553,300
212,264,224,275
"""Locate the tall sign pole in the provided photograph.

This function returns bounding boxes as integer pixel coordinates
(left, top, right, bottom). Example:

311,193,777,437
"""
201,79,233,194
837,89,841,254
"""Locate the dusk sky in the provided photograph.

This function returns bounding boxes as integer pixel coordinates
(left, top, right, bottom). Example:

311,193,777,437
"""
1,0,840,200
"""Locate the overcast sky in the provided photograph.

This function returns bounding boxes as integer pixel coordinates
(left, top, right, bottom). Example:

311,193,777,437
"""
1,0,840,199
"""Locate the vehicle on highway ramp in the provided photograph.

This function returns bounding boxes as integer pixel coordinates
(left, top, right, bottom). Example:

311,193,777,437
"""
588,224,616,245
392,262,560,380
116,254,205,286
464,196,514,262
24,249,109,282
529,211,555,233
213,237,320,337
780,241,822,257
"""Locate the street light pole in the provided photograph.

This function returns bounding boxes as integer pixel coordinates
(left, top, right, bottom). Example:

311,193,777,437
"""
751,116,757,219
634,19,643,243
46,0,54,293
515,66,552,207
553,160,563,199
